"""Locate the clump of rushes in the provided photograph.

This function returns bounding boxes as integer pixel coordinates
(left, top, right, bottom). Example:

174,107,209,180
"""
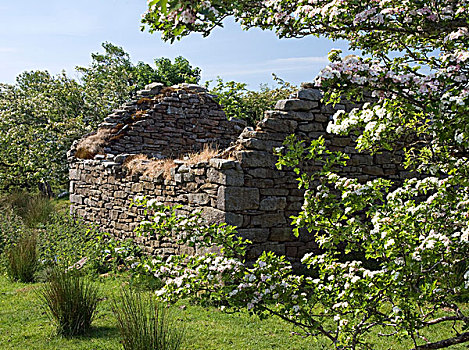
6,231,38,282
4,192,54,228
112,288,185,350
39,269,100,336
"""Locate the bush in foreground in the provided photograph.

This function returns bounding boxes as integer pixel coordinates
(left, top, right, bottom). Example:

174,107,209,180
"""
141,1,469,348
38,269,100,336
6,231,38,282
112,288,185,350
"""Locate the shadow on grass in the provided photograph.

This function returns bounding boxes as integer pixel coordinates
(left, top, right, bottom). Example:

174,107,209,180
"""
71,325,119,340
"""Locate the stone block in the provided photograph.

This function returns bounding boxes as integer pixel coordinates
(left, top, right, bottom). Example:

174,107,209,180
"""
251,213,286,227
298,123,324,132
236,151,278,168
237,228,270,243
285,246,298,258
270,228,294,242
183,172,195,182
209,158,236,170
275,99,319,111
177,164,190,173
217,186,259,211
289,111,315,121
207,168,244,186
131,183,143,192
258,118,298,133
260,188,289,196
188,193,210,205
246,168,282,179
145,82,164,93
362,166,384,176
351,155,373,166
375,152,395,165
315,114,329,122
240,138,282,152
245,178,274,188
225,212,244,227
259,197,287,211
69,168,80,180
331,137,352,147
70,194,83,205
202,207,225,224
295,88,322,101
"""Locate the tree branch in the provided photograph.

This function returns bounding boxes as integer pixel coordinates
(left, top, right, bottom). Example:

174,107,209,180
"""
412,332,469,350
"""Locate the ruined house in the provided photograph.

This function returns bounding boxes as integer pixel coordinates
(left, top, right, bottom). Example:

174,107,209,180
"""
68,83,410,261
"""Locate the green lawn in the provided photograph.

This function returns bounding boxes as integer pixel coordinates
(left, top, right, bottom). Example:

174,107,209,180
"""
0,275,328,350
0,275,467,350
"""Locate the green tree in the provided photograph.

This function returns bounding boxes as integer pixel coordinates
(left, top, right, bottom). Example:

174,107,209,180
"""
153,56,201,86
0,42,201,192
207,75,297,126
0,71,86,192
76,42,136,126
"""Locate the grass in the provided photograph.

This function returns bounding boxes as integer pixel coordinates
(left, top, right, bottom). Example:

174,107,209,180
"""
39,269,100,336
1,274,469,349
2,192,55,228
74,128,113,160
0,274,327,350
6,231,38,282
123,154,176,179
112,288,185,350
182,144,219,165
123,144,218,180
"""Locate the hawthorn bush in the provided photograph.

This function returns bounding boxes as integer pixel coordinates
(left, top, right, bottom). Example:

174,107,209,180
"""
138,1,469,349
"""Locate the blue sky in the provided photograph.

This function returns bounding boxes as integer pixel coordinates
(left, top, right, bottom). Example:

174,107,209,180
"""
0,0,352,89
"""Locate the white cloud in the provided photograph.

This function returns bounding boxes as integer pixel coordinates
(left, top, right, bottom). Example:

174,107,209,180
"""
203,55,328,78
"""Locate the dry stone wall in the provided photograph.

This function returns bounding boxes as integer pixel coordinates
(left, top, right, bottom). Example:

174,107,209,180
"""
77,83,246,160
69,83,410,262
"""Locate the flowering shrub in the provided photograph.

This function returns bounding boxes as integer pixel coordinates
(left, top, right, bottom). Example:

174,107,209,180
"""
141,1,469,348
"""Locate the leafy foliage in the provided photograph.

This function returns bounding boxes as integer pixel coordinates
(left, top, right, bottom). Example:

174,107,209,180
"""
39,269,100,336
152,56,201,87
112,288,185,350
142,1,469,349
207,75,297,126
37,213,97,270
0,42,201,192
0,72,86,192
76,42,201,125
0,206,27,255
37,212,142,274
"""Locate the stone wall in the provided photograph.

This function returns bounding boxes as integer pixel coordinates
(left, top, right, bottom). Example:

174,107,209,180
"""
69,83,410,262
75,83,246,161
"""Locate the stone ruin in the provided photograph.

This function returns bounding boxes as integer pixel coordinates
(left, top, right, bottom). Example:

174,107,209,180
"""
68,82,411,262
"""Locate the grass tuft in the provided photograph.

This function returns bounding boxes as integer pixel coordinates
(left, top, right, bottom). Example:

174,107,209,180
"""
123,155,176,180
3,192,55,228
123,144,218,181
183,144,218,165
74,128,113,159
38,269,100,337
112,288,185,350
6,231,38,282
